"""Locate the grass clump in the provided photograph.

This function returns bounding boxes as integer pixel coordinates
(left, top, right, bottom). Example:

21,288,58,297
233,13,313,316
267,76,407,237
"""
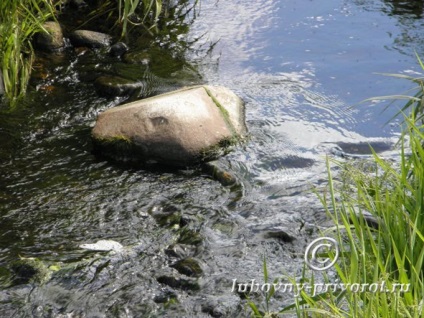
0,0,56,102
366,52,424,126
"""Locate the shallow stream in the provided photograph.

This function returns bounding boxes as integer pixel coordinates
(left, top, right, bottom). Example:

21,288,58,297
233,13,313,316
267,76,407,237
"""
1,0,423,316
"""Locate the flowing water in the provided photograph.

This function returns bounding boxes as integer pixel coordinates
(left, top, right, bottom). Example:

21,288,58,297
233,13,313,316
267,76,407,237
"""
1,0,423,316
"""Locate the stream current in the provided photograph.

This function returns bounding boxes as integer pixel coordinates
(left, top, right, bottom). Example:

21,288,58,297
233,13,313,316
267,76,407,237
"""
1,0,424,316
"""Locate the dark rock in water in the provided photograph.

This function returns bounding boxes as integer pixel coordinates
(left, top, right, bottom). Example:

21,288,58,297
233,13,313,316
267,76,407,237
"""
264,230,296,243
201,295,241,318
336,141,392,155
165,244,196,259
351,208,380,229
34,21,64,52
69,0,88,10
69,30,112,48
257,155,315,170
171,258,203,277
149,204,182,227
157,275,200,291
153,289,178,304
92,85,247,166
109,42,129,57
94,76,147,97
177,227,203,246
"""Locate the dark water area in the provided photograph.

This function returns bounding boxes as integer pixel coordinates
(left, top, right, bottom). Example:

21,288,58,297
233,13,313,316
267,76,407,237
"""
1,0,423,316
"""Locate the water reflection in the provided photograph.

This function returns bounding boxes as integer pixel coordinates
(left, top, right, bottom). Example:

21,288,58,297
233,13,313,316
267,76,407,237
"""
353,0,424,55
383,0,424,18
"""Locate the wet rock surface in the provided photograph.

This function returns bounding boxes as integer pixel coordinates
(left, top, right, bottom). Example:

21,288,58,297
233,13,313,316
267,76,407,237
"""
109,42,129,57
92,85,248,166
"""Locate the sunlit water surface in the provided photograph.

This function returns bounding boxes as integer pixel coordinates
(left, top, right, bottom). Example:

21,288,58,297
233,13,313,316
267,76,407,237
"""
1,0,423,316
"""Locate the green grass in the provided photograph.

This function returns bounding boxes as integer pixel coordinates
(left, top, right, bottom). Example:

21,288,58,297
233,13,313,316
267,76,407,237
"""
0,0,55,102
118,0,162,36
364,52,424,126
88,0,198,38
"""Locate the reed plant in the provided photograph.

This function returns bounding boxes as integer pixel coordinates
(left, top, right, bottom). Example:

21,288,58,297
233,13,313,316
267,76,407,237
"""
0,0,195,103
306,121,424,316
366,52,424,126
0,0,56,102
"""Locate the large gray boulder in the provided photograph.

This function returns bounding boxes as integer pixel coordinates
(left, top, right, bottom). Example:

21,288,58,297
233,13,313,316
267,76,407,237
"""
92,85,247,166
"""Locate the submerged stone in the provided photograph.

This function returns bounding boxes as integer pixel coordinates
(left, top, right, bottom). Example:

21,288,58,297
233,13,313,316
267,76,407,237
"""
69,30,112,48
10,257,51,285
177,227,203,246
156,275,200,291
92,85,247,166
171,258,203,277
264,230,296,243
109,42,129,57
68,0,88,10
123,50,151,65
203,160,238,186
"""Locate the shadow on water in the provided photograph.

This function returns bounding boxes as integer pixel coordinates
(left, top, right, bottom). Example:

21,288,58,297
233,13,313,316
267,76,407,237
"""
0,0,423,316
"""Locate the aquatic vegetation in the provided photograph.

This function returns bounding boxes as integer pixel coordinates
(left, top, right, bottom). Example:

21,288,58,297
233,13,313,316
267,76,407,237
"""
118,0,163,36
